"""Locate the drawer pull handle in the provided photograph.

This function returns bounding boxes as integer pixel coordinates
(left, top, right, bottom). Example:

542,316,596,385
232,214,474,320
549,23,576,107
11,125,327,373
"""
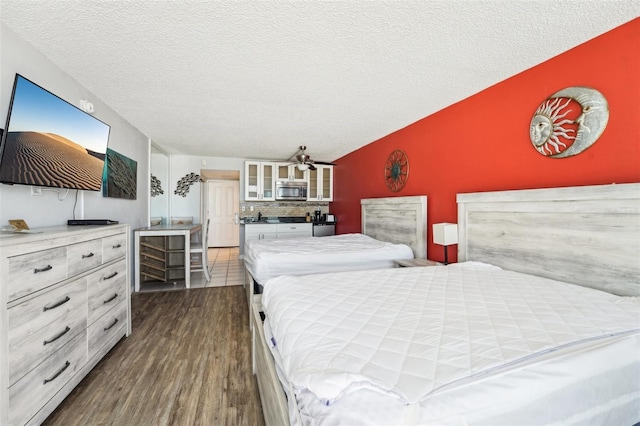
43,361,70,385
43,296,71,312
34,265,53,274
43,326,71,345
104,318,119,331
104,293,118,304
104,271,118,280
82,252,95,259
112,243,122,249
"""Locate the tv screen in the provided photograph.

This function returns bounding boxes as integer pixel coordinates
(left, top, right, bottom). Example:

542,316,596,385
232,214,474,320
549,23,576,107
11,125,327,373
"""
0,74,110,191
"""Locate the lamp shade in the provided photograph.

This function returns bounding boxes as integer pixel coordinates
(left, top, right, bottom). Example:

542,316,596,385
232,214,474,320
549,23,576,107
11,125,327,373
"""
433,223,458,246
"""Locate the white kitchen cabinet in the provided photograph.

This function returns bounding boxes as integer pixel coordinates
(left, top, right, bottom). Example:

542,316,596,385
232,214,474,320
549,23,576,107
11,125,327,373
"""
307,165,333,202
275,163,307,182
244,224,278,242
244,161,276,201
241,223,313,257
275,223,313,238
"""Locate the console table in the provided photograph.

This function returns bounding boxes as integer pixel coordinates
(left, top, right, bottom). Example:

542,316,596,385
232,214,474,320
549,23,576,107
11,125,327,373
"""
134,223,202,291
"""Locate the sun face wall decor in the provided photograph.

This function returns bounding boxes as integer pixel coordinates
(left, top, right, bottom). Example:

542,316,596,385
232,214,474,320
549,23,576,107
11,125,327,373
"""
384,149,409,192
530,87,609,158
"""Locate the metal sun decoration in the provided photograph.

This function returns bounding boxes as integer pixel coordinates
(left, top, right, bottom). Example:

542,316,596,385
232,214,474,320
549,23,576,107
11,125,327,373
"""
530,87,609,158
384,149,409,192
174,172,200,197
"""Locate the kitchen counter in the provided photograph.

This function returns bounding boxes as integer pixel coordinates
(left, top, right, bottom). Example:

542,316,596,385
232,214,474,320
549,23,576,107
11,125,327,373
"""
241,216,335,225
241,216,308,224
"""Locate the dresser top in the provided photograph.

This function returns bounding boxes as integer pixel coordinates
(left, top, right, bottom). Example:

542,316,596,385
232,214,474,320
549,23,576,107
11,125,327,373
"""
0,224,128,248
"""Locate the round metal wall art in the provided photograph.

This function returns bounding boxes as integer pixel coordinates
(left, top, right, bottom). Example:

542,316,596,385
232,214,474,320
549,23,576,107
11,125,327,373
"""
384,149,409,192
174,172,200,197
150,174,164,197
529,87,609,158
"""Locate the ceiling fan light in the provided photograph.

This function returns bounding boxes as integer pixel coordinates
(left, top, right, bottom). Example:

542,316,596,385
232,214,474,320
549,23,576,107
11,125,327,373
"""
297,163,309,171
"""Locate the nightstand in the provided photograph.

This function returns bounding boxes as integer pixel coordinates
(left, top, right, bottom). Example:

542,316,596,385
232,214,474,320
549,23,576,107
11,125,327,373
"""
395,258,440,268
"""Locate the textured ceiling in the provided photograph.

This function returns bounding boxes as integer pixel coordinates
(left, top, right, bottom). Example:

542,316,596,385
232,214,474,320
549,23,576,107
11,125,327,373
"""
1,1,638,163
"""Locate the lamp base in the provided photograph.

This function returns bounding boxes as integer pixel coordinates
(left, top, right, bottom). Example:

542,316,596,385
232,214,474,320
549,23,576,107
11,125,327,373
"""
443,245,449,265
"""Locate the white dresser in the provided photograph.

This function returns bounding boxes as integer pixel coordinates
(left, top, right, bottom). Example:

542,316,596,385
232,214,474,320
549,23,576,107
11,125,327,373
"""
0,225,131,426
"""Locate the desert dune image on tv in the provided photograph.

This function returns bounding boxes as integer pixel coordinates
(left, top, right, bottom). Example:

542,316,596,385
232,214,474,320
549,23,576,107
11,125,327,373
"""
0,75,110,191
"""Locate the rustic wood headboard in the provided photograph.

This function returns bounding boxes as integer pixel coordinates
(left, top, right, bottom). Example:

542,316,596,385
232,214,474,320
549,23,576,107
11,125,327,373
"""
361,195,427,259
457,183,640,296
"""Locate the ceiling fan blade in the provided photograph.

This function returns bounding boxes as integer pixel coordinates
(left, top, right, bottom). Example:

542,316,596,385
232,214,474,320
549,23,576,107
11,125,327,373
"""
308,163,316,171
312,160,336,166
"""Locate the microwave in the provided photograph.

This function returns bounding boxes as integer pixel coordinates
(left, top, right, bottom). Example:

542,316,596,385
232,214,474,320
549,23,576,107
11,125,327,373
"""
275,181,307,200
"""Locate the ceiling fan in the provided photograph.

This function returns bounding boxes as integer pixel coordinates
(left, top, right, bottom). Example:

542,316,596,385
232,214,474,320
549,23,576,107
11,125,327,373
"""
288,145,335,171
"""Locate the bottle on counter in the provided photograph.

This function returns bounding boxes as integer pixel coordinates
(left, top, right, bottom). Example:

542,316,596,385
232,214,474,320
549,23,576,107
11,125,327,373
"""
306,212,311,222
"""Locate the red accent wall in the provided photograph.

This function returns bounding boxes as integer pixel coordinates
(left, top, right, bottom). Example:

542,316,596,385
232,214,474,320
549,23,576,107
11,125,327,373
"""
331,18,640,263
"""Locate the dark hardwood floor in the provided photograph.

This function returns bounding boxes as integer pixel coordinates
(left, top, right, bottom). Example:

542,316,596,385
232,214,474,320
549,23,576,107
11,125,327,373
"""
43,286,265,426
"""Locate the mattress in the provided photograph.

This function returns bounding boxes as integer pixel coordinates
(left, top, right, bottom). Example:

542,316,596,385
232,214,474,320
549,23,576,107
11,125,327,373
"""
261,262,640,425
244,233,414,285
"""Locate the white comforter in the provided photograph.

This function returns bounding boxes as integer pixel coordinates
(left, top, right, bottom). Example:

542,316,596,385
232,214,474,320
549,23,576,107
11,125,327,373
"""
262,262,640,419
244,233,413,284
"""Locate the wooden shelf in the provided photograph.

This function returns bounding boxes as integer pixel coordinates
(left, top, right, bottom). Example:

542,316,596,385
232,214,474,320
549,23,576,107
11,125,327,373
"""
138,234,185,283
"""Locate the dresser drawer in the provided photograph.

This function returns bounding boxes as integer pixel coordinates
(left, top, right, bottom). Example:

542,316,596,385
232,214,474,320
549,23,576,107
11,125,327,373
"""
68,238,103,277
8,247,68,302
103,233,127,263
88,300,127,359
8,278,87,385
9,330,87,426
87,259,127,324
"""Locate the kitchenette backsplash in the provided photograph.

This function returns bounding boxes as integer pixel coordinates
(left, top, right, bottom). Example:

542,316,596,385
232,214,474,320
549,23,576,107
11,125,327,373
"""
240,201,329,219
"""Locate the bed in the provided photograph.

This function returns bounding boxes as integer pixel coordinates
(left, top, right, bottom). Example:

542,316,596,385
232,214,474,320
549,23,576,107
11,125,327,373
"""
253,183,640,426
243,195,427,323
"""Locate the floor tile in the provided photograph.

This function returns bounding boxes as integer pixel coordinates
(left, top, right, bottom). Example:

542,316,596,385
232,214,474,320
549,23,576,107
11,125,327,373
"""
138,247,243,293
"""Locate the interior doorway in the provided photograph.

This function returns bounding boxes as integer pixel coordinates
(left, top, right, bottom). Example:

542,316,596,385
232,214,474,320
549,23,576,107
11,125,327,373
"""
206,178,240,247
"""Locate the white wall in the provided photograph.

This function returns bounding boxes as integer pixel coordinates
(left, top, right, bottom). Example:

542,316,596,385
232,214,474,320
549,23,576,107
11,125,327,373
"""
150,150,170,224
169,155,245,223
0,24,149,230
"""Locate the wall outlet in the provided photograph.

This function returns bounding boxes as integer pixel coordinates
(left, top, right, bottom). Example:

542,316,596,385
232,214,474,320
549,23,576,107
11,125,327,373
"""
241,206,246,212
250,205,254,212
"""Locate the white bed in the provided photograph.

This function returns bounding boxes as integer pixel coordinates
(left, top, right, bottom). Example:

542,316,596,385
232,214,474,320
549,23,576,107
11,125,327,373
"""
243,196,427,323
263,263,640,425
252,183,640,426
244,233,414,285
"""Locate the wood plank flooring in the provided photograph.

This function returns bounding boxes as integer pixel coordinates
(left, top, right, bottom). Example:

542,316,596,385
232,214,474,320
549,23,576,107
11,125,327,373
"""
43,286,265,426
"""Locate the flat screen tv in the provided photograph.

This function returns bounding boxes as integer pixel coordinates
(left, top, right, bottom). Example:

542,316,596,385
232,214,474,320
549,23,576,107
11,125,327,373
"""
0,74,111,191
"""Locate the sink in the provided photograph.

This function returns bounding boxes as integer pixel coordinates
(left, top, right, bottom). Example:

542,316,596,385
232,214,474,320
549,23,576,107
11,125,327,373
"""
266,219,280,224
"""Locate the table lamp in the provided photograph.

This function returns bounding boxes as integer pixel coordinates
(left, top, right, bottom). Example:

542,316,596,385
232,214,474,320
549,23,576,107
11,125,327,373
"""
432,222,458,265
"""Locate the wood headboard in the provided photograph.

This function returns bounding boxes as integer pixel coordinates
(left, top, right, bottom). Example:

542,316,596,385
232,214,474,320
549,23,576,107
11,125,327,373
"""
457,183,640,296
361,195,427,259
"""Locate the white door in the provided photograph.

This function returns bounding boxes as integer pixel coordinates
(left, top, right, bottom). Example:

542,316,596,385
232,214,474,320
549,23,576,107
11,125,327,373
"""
208,180,240,247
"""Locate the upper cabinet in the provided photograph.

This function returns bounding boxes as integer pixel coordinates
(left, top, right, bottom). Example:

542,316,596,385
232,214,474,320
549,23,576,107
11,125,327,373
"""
245,161,334,202
276,163,307,182
244,161,275,201
307,165,333,202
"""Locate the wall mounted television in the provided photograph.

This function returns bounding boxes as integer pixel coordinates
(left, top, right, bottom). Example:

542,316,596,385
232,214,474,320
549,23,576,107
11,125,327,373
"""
0,74,111,191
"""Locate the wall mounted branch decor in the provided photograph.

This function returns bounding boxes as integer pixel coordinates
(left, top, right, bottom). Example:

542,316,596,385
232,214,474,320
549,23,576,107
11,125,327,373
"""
150,174,164,197
530,87,609,158
174,172,200,197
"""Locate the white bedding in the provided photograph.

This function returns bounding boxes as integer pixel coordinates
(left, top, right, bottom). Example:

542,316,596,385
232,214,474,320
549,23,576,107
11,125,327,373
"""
262,262,640,425
244,233,414,285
